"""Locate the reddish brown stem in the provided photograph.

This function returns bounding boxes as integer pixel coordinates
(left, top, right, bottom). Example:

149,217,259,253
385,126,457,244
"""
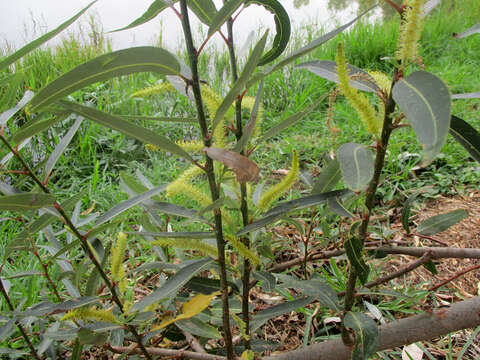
428,262,480,292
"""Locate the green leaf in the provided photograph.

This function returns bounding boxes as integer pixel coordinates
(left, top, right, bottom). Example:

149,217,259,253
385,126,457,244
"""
312,158,342,194
296,60,379,93
30,47,181,112
252,271,276,292
449,115,480,163
71,339,83,360
121,115,197,123
245,0,291,66
150,201,206,221
257,95,327,144
176,317,222,339
77,328,108,345
184,277,239,294
250,296,315,331
208,0,245,36
188,0,218,25
95,186,166,227
402,192,419,234
212,31,268,130
45,115,83,176
344,237,369,284
0,193,56,212
344,311,379,360
0,91,35,127
133,231,215,239
423,260,438,275
17,296,98,318
0,318,15,342
260,6,377,79
417,209,468,236
238,189,351,234
392,71,451,166
59,101,195,163
275,275,340,311
337,143,374,192
0,1,97,70
110,1,174,32
327,197,353,218
11,111,71,145
454,23,480,39
131,259,213,312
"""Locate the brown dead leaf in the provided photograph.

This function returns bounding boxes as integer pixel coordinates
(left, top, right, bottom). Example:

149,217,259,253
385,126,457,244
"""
203,147,260,183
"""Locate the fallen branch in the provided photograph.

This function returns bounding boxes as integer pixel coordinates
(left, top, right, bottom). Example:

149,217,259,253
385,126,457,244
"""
337,251,433,297
110,346,228,360
269,246,480,273
265,296,480,360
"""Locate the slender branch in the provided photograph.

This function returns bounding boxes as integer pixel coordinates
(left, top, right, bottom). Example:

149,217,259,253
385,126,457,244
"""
337,251,433,297
109,346,228,360
409,232,448,246
428,262,480,292
0,278,43,360
225,12,252,351
264,296,480,360
0,134,153,360
179,1,235,358
181,329,207,354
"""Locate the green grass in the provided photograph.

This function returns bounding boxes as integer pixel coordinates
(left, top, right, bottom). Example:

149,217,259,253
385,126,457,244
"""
0,0,480,355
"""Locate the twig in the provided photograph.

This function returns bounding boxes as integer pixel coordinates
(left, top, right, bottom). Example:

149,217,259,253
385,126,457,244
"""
337,251,433,296
0,277,43,360
428,262,480,292
109,346,228,360
410,232,449,246
179,1,235,358
181,329,206,354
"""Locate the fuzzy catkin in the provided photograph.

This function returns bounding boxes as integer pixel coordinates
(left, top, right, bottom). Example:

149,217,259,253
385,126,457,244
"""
62,306,116,323
336,44,382,138
258,151,300,212
111,232,127,283
396,0,425,65
130,82,175,98
151,238,218,258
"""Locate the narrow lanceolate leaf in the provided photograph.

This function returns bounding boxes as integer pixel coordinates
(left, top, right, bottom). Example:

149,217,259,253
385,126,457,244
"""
0,91,34,127
132,231,215,239
208,0,244,36
110,0,173,32
30,47,181,112
95,186,166,227
401,192,418,234
422,0,441,17
188,0,217,25
0,194,56,211
245,0,291,66
60,101,195,163
121,115,197,123
176,318,222,339
454,23,480,39
417,209,468,236
0,1,97,70
296,61,379,93
131,259,213,311
275,275,340,311
392,71,451,166
264,6,377,77
212,31,268,130
0,318,15,342
452,92,480,100
237,189,351,234
344,237,369,284
312,158,341,194
344,312,379,360
337,143,374,192
257,94,327,144
11,112,71,145
149,201,206,221
45,115,83,176
449,115,480,163
252,271,276,292
250,296,315,331
328,197,353,218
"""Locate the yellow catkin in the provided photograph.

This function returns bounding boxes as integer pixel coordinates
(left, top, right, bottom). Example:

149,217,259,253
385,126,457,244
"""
175,140,204,153
166,180,211,207
368,71,392,94
61,306,116,323
225,234,260,266
396,0,425,65
111,232,127,284
201,85,227,148
130,82,175,98
258,151,300,212
336,44,382,138
151,238,218,258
